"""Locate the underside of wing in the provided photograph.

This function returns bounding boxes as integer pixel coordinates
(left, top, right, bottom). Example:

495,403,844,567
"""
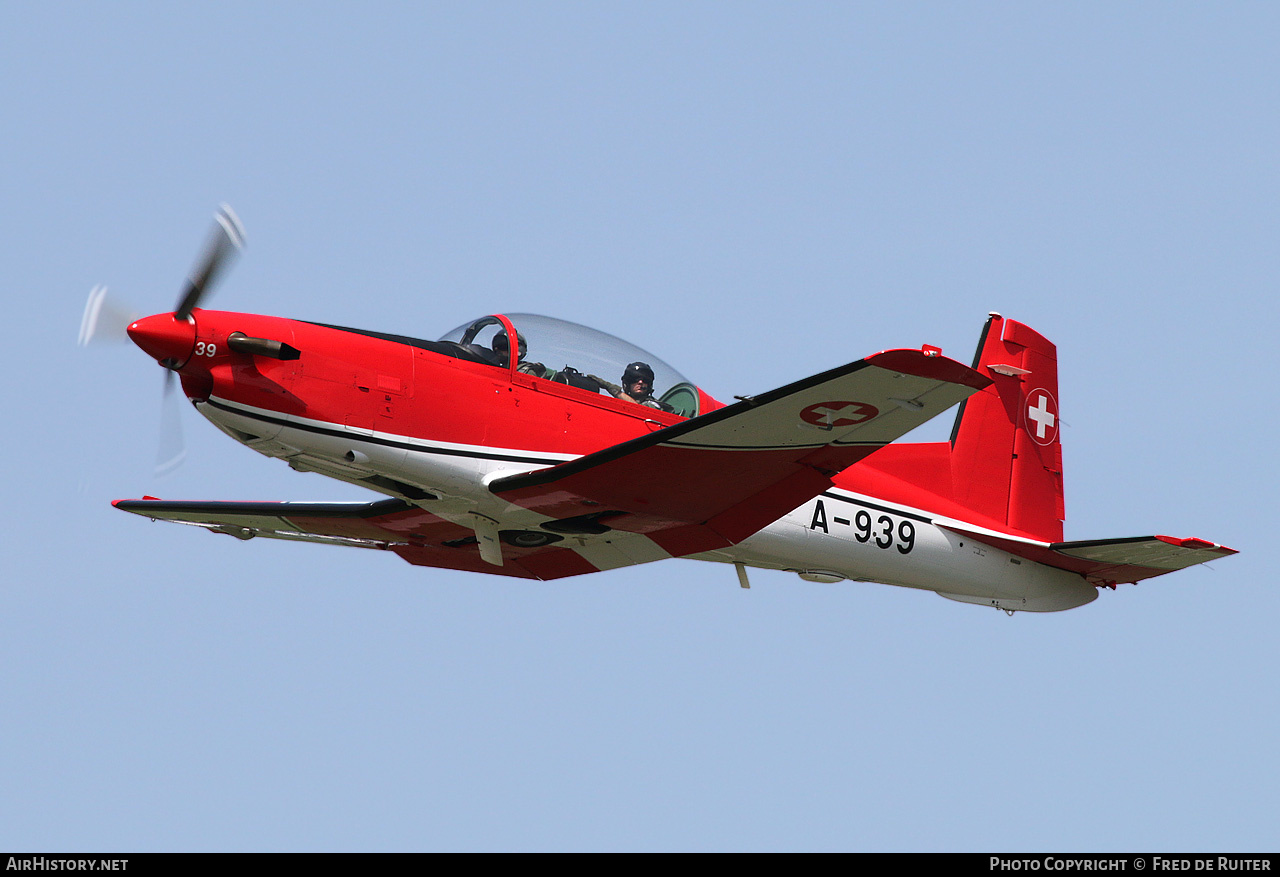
491,348,990,558
112,498,605,580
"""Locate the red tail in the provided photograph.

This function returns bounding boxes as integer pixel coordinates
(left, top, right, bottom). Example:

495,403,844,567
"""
849,314,1065,542
949,314,1064,541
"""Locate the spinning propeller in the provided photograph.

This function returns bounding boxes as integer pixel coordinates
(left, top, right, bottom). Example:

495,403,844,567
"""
79,205,246,475
175,206,246,322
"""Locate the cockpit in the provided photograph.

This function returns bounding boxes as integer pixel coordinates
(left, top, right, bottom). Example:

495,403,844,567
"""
437,313,702,418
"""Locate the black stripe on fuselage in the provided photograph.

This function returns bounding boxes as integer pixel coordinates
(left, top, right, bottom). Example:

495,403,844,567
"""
202,398,560,467
817,490,932,524
206,402,937,529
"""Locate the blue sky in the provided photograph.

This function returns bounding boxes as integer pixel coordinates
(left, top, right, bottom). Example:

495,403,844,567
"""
2,2,1275,851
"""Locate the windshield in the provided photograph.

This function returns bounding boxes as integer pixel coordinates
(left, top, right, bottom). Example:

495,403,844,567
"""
438,313,700,417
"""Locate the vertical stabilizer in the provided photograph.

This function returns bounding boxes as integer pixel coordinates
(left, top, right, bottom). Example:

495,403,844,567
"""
949,314,1064,542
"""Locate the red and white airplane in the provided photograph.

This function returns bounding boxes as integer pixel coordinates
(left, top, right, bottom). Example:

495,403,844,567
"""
86,207,1235,613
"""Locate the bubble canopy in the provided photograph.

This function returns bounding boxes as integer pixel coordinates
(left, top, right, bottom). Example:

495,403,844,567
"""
438,313,701,417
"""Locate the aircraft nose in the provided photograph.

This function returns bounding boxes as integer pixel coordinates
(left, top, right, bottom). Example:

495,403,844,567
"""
127,312,196,368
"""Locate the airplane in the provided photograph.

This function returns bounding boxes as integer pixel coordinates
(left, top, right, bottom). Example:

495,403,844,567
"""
84,206,1236,613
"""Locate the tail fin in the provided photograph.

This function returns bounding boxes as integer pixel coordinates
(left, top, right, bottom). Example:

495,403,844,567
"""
949,313,1064,542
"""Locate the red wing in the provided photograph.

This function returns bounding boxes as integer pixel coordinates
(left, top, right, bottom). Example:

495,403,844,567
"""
112,498,595,580
491,349,990,558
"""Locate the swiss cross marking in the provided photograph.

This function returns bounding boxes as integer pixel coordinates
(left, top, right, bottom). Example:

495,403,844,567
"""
1025,391,1058,445
800,401,880,428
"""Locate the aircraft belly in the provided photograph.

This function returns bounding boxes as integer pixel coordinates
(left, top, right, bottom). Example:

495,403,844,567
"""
198,399,285,451
285,422,409,473
727,495,1096,611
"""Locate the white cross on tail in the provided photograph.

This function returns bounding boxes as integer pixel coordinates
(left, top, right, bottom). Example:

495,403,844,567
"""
1028,392,1056,439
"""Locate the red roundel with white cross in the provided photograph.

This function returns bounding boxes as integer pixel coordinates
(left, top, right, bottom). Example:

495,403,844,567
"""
1023,389,1059,446
799,400,880,428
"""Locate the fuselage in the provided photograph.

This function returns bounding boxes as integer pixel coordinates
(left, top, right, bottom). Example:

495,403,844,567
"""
154,307,1096,612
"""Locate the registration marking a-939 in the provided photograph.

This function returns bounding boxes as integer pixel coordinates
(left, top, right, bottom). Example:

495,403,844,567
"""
808,498,916,554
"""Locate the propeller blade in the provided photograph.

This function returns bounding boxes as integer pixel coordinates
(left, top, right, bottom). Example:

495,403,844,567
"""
174,204,246,321
156,368,187,477
77,285,140,346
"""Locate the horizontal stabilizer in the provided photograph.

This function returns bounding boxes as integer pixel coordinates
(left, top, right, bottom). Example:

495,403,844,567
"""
1050,535,1237,586
938,520,1236,587
492,348,990,557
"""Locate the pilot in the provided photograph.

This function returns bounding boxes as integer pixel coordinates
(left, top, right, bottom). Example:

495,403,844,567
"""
492,330,554,378
591,361,673,411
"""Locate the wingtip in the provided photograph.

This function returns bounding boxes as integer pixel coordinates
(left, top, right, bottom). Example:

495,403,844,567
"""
112,496,163,508
865,348,993,391
1155,534,1238,555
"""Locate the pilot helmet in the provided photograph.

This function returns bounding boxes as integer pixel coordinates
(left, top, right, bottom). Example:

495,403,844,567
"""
492,330,528,361
622,361,655,387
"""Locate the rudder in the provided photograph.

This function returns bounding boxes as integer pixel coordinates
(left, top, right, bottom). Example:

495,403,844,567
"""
949,313,1065,542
